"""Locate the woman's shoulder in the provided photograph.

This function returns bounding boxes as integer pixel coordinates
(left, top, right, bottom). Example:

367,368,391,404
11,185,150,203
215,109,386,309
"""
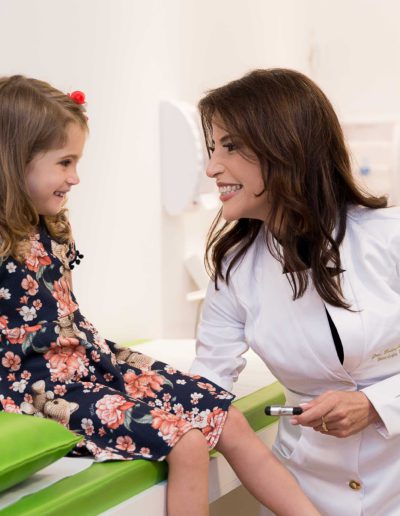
221,225,267,278
347,204,400,223
346,205,400,242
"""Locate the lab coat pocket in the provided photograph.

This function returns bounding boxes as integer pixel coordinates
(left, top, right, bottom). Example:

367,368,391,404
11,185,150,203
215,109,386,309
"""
272,417,305,460
276,420,360,480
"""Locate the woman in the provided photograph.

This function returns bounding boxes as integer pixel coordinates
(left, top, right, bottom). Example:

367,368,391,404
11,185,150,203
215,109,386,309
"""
191,68,400,515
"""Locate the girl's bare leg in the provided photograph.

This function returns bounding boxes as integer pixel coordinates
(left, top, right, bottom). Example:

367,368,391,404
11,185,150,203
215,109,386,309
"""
215,407,320,516
166,429,210,516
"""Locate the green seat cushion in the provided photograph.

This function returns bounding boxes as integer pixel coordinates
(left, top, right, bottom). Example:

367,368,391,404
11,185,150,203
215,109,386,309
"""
1,382,284,516
0,412,82,494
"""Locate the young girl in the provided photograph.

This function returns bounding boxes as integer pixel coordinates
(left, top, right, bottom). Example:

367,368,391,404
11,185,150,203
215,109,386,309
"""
0,75,319,516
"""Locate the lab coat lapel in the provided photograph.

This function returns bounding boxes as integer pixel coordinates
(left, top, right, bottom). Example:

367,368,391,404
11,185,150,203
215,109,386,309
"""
324,233,365,374
247,245,355,393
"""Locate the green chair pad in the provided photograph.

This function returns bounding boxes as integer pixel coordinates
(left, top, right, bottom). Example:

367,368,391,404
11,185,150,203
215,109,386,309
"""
1,381,284,516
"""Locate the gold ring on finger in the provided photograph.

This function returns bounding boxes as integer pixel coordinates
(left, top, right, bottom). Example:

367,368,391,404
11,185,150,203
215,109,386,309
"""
321,415,328,432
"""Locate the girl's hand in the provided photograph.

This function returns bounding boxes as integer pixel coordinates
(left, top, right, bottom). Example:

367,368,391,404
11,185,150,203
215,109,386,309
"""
290,390,382,437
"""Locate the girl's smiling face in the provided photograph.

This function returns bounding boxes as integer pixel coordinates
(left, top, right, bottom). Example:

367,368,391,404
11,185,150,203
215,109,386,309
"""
25,123,86,216
206,120,268,222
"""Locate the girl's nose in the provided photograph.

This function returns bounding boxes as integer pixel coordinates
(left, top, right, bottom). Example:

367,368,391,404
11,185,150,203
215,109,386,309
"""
67,168,80,185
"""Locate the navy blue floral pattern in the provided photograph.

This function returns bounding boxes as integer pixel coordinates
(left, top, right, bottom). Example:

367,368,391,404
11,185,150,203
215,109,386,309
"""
0,223,234,461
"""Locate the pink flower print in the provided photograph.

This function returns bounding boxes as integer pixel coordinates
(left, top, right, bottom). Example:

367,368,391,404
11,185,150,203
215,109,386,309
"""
2,324,42,345
93,384,105,393
123,370,165,399
1,396,21,413
151,408,191,447
81,418,95,436
33,299,42,311
140,447,152,458
0,315,8,330
198,407,226,438
25,236,52,272
1,351,21,371
93,336,111,354
21,275,39,296
187,373,201,380
20,295,29,305
24,393,33,404
98,427,106,437
0,288,11,300
91,350,101,362
190,392,204,405
197,382,217,394
163,402,171,412
104,373,114,382
81,381,94,390
54,384,67,396
173,403,184,416
95,394,134,430
52,277,78,318
6,262,17,273
116,435,136,452
164,365,176,375
11,379,27,393
44,337,89,382
18,305,37,322
21,370,31,380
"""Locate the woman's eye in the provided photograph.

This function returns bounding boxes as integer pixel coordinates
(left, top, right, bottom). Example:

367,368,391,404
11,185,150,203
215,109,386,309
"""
59,159,72,167
223,143,237,152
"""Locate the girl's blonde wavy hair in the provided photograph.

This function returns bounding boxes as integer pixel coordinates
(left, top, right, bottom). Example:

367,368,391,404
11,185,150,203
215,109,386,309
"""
0,75,88,260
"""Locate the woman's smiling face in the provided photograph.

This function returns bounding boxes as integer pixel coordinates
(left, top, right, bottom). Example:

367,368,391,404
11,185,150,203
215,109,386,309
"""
206,119,268,222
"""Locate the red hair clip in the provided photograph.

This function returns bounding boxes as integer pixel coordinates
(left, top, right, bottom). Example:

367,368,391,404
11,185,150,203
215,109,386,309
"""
68,90,86,105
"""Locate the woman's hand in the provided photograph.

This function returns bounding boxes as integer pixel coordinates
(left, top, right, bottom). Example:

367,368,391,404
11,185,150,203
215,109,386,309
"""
290,390,382,438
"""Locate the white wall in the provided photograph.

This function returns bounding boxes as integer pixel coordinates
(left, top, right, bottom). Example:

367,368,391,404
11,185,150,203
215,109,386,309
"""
1,0,184,341
302,0,400,119
160,0,311,336
1,0,400,341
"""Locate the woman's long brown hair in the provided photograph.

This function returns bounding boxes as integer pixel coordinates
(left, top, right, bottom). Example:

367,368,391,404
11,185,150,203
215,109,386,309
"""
199,69,387,309
0,75,88,260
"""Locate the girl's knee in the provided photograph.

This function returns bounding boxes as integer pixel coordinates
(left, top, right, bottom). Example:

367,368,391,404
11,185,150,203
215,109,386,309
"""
167,429,209,465
224,406,251,435
216,406,253,453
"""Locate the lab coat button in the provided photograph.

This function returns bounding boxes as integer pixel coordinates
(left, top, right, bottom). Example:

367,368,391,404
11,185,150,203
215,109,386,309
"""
349,480,362,490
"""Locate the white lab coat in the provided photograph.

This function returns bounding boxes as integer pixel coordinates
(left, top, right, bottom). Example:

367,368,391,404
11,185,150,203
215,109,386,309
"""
191,206,400,516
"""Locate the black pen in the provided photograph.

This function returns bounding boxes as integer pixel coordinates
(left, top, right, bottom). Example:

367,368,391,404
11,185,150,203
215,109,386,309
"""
265,405,303,416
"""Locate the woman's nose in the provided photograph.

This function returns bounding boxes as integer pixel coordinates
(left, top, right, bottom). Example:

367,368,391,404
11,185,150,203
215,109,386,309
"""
206,157,225,178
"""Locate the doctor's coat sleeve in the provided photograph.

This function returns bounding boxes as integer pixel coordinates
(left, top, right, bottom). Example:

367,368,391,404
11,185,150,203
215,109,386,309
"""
361,376,400,438
190,278,248,392
361,221,400,439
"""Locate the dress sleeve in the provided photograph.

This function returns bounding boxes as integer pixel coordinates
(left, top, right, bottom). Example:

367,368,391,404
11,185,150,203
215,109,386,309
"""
361,375,400,438
190,277,248,391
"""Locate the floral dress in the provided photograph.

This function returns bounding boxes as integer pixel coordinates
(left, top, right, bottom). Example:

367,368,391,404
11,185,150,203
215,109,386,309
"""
0,223,234,461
